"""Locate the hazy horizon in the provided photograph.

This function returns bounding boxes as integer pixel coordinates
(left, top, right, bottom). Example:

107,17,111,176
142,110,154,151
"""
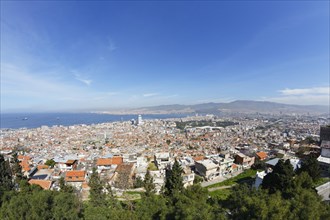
1,1,329,112
1,99,329,114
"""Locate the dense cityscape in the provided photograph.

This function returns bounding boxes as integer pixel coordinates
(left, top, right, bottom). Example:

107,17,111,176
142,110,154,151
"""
1,113,329,219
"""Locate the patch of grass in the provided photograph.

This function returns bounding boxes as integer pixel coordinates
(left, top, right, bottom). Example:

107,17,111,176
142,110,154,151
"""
124,191,143,195
206,169,257,189
209,189,231,200
314,177,330,187
119,191,142,201
148,162,158,171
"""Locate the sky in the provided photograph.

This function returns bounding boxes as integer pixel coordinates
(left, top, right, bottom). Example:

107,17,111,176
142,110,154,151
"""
1,1,329,112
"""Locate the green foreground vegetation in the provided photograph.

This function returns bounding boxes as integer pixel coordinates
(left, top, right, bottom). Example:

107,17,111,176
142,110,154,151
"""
314,177,330,187
1,154,329,220
209,189,231,201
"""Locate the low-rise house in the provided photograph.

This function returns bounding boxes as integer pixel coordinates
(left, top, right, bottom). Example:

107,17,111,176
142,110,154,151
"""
234,152,255,168
231,163,239,172
65,170,86,189
18,155,34,177
30,168,54,180
113,163,135,189
28,179,53,190
123,154,137,163
57,159,78,171
219,157,235,175
256,151,268,161
265,158,301,171
254,170,268,188
193,155,205,161
20,159,32,176
149,170,165,193
96,156,123,171
195,159,220,180
54,155,79,171
182,166,195,187
256,158,302,188
317,140,330,175
154,152,172,170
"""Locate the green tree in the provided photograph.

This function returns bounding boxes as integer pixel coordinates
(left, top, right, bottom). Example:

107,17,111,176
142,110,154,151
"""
0,191,31,219
0,154,13,191
293,171,314,190
0,185,53,220
164,159,183,197
59,176,75,193
133,176,144,188
143,170,155,197
29,190,54,220
45,159,56,168
88,168,106,207
53,192,81,220
298,154,321,181
171,184,219,220
193,175,204,184
135,194,168,220
262,159,294,196
226,184,290,220
288,188,330,220
11,152,23,182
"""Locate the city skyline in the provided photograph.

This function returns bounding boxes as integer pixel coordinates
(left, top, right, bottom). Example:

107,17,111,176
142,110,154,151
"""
1,1,329,112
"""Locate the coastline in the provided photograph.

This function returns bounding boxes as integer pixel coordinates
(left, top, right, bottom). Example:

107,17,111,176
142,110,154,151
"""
0,113,190,130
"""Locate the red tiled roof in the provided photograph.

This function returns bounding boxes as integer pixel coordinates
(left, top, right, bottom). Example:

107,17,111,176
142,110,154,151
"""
96,156,123,166
115,163,134,173
18,155,31,161
38,164,49,169
20,160,31,172
65,160,76,165
28,179,52,190
65,170,86,182
256,152,268,160
193,156,205,161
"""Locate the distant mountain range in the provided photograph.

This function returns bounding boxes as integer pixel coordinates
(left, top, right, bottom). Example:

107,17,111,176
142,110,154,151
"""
99,100,329,116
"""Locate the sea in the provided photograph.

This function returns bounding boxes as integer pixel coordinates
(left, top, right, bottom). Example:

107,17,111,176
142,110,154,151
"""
0,113,189,130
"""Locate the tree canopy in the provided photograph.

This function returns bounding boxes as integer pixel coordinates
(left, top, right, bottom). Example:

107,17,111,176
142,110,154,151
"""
164,159,184,197
298,154,321,181
0,154,329,220
262,159,294,196
45,159,56,168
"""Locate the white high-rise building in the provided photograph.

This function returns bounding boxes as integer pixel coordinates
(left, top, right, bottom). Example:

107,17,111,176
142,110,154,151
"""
137,115,143,125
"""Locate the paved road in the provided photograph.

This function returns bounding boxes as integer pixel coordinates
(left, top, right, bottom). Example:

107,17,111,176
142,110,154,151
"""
316,181,330,201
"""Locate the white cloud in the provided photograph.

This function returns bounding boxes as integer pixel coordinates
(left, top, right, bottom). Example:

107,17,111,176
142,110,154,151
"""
0,63,123,111
143,93,158,97
267,95,329,105
72,71,92,86
279,87,329,96
264,86,330,105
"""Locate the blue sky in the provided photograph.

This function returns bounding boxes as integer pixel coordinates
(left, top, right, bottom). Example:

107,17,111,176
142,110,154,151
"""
1,1,329,112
